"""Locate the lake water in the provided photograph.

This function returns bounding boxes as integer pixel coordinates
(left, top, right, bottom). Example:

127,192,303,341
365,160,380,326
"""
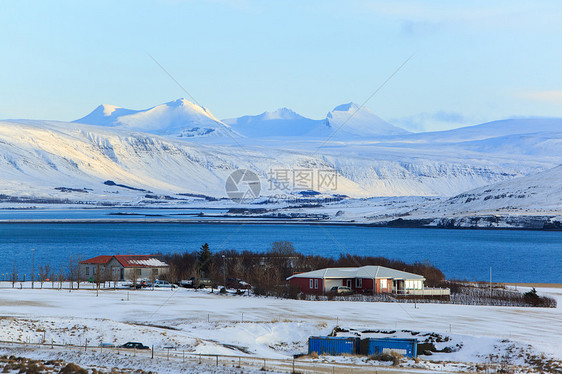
0,216,560,283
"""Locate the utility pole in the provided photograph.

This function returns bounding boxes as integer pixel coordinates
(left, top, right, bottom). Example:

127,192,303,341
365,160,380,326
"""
31,249,35,289
222,255,226,290
489,267,492,300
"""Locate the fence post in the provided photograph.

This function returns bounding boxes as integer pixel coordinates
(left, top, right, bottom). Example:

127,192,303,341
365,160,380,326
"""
151,345,154,359
199,353,201,364
216,355,218,366
182,350,185,362
292,358,295,373
84,339,87,352
167,348,169,360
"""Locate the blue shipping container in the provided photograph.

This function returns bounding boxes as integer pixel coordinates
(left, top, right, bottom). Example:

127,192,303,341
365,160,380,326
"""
365,338,418,358
308,336,360,356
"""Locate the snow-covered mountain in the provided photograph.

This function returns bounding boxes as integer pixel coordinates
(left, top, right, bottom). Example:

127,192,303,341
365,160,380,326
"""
223,108,329,138
384,117,562,144
324,103,410,137
0,118,552,204
1,98,561,217
421,164,562,217
75,99,239,139
223,103,409,139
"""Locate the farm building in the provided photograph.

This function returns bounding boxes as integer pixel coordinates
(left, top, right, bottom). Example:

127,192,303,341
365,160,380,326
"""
287,265,448,297
79,255,169,282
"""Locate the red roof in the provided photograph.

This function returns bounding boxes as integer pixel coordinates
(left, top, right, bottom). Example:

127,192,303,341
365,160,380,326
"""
113,255,168,268
79,255,112,265
80,255,168,268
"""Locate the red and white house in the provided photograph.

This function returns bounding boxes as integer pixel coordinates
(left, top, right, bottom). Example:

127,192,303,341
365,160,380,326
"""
287,265,426,295
79,255,169,281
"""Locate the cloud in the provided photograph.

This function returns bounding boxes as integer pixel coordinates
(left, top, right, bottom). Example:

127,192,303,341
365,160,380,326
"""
359,1,562,33
516,90,562,105
392,111,471,132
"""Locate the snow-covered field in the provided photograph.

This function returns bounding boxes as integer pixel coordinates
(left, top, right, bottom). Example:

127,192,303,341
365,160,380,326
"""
0,283,560,373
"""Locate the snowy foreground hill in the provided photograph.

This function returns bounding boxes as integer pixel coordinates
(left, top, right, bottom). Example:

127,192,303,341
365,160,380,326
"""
0,285,561,373
1,98,561,227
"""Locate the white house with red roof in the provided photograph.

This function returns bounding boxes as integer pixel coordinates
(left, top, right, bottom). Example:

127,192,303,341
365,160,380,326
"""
287,265,449,297
79,255,169,281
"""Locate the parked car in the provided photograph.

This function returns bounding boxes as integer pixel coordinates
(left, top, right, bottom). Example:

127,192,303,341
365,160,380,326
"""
119,342,150,350
152,280,175,288
179,279,193,288
330,286,354,295
122,279,149,289
177,277,212,289
226,277,251,290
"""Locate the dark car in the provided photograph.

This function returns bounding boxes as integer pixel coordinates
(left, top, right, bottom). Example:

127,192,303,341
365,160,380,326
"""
119,342,150,350
226,277,251,290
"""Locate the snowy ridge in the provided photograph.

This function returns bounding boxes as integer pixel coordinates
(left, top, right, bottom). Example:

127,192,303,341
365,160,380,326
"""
418,164,562,217
223,102,409,139
325,102,410,137
75,98,240,139
0,119,552,203
223,108,330,138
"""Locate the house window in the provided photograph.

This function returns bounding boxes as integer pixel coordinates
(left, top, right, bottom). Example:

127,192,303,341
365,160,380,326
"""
85,267,90,276
314,279,318,289
136,269,141,276
309,279,314,289
152,268,158,276
346,279,352,288
380,279,387,289
356,278,362,288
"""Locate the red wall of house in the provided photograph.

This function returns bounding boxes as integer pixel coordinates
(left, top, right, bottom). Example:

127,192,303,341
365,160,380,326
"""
290,277,393,295
375,278,392,293
289,278,324,295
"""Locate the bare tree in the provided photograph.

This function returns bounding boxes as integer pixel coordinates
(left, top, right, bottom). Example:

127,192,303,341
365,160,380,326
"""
270,241,297,256
11,262,17,288
68,256,81,290
39,265,50,289
58,262,64,289
131,268,138,289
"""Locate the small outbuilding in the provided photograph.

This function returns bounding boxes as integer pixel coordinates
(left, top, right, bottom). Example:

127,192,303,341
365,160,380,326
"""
79,255,169,282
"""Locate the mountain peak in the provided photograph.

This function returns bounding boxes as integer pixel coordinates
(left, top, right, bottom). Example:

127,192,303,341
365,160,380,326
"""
332,102,361,112
325,103,409,136
261,107,302,120
74,99,238,139
97,104,122,116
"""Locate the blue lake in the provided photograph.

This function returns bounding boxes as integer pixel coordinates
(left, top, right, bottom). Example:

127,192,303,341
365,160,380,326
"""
0,219,560,283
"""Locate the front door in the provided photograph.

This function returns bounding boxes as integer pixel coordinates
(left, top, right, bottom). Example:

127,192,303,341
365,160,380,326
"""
346,279,352,288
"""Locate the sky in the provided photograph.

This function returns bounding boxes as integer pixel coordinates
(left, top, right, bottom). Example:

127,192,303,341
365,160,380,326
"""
1,0,562,131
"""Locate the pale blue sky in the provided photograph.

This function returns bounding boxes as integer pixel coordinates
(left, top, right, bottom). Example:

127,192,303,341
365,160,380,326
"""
2,0,562,131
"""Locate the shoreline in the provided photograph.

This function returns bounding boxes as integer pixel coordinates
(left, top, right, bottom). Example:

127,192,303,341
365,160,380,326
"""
502,282,562,289
0,217,560,231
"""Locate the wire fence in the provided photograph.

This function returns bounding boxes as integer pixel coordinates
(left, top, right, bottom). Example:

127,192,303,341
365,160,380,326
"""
0,338,522,374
